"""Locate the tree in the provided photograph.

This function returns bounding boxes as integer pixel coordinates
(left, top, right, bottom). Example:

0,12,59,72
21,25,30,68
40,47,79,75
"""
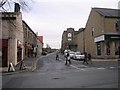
0,0,33,12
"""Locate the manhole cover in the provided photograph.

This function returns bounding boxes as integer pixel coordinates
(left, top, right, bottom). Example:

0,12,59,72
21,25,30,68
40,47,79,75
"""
53,77,60,80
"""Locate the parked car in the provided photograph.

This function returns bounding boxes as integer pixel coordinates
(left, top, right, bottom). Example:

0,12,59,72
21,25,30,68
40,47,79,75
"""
73,52,85,60
69,51,75,59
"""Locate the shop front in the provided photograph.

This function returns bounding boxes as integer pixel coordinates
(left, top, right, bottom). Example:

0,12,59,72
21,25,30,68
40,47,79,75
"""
95,34,120,59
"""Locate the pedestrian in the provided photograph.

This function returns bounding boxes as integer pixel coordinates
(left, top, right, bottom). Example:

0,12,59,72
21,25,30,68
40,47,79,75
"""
33,47,37,57
88,53,92,64
65,52,71,65
56,52,59,60
83,52,88,64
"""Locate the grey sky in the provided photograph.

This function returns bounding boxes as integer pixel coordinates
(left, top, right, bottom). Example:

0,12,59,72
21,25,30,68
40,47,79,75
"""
22,0,119,49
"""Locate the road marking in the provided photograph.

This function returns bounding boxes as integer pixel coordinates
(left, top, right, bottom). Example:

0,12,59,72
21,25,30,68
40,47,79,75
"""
70,65,86,71
70,65,80,69
97,67,106,70
80,69,86,71
109,67,115,69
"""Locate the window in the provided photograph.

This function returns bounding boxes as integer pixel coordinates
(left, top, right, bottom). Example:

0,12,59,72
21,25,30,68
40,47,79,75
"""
115,21,120,31
68,33,72,37
115,41,119,55
68,38,72,41
92,27,94,36
97,43,101,55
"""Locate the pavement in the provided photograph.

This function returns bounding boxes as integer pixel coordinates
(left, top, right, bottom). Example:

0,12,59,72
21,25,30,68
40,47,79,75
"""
0,55,41,75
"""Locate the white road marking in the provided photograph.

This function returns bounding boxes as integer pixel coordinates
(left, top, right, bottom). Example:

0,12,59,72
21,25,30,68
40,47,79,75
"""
109,67,115,69
80,69,86,71
70,65,80,70
70,65,86,71
97,67,106,70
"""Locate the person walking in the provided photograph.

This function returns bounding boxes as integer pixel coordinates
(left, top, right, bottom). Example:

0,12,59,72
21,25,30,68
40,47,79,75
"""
65,52,71,65
83,52,88,64
33,47,37,57
88,53,92,64
56,52,59,60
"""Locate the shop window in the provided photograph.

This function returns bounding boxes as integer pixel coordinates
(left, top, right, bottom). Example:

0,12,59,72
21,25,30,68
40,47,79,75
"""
97,43,101,55
115,21,120,32
106,42,110,55
115,41,119,55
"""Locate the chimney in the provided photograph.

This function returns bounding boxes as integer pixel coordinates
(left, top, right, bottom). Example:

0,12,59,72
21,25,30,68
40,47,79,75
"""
14,3,20,12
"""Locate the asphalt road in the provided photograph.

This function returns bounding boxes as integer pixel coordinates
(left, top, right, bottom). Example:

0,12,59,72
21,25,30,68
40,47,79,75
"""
2,53,119,88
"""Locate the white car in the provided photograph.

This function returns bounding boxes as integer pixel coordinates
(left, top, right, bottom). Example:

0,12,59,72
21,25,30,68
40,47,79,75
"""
73,52,85,60
69,51,75,59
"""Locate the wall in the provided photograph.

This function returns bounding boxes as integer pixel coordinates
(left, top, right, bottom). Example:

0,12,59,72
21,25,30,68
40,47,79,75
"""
84,9,104,58
37,39,43,55
77,31,84,53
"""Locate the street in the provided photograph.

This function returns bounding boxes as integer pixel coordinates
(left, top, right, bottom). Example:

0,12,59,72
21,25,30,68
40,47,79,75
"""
2,53,119,88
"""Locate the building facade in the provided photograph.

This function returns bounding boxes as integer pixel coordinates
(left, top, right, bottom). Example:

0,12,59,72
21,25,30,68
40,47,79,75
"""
61,28,79,53
23,21,38,58
1,11,24,66
37,36,43,55
84,8,120,59
1,3,43,67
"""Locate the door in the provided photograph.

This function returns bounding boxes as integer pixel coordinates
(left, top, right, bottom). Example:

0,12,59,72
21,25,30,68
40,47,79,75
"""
2,47,8,67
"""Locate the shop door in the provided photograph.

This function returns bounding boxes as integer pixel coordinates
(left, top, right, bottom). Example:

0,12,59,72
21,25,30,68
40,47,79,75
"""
2,47,8,67
17,47,22,62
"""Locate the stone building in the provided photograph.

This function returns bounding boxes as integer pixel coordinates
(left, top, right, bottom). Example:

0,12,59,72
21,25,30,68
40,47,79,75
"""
1,5,24,66
1,3,42,67
61,28,80,53
78,8,120,59
74,28,85,53
23,21,38,58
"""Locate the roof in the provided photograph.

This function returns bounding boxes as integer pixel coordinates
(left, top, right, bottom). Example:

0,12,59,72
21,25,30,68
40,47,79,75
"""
93,8,120,18
22,20,37,37
37,36,43,43
74,28,85,35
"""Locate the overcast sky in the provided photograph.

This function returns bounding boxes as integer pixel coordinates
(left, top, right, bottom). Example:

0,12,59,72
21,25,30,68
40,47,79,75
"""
22,0,119,49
